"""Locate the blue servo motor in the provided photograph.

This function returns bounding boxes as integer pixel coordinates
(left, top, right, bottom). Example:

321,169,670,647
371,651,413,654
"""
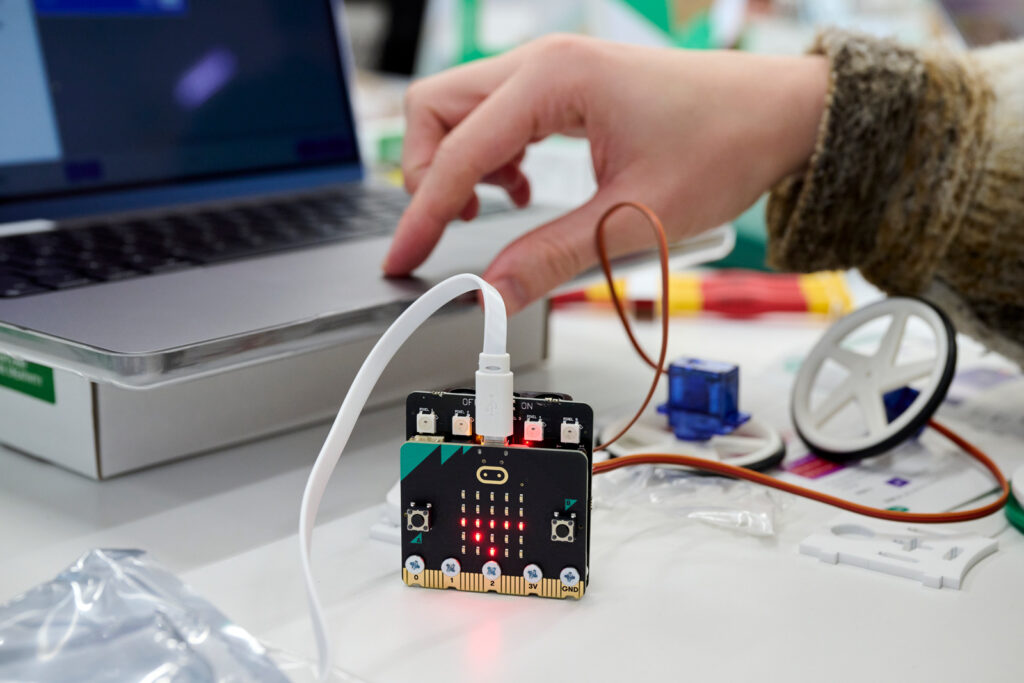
657,358,750,441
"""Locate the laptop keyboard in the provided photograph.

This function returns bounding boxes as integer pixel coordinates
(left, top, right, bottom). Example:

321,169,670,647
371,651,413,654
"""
0,187,506,298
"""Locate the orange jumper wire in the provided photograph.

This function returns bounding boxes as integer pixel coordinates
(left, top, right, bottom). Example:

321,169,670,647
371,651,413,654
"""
589,202,1009,524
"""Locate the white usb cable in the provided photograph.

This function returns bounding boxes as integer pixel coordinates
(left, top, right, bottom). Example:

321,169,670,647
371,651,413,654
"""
298,274,513,680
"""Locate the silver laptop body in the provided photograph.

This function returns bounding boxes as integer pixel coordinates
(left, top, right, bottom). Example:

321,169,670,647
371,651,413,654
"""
0,0,560,385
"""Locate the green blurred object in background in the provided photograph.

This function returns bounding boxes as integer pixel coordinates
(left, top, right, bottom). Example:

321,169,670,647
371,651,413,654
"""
454,0,716,65
711,194,770,271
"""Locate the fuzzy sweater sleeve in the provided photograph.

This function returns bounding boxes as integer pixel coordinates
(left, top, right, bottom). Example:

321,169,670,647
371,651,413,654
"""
766,30,1024,367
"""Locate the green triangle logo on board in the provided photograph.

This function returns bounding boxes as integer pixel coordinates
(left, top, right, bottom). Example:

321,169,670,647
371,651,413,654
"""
440,444,461,464
564,498,577,511
410,533,423,544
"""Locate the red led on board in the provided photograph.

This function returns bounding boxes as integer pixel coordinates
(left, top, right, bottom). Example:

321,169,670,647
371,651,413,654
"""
503,521,510,530
488,547,497,557
474,519,481,528
518,521,525,531
474,532,482,543
460,517,467,527
489,520,496,529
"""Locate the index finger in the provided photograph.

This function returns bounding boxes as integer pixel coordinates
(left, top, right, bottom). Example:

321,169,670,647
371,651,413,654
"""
384,73,555,276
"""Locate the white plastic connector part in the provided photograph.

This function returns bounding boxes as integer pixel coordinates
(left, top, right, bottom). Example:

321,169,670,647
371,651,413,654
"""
474,352,514,440
368,479,403,544
800,517,998,589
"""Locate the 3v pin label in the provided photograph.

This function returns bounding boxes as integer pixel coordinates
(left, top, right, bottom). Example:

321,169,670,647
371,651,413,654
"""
564,498,577,511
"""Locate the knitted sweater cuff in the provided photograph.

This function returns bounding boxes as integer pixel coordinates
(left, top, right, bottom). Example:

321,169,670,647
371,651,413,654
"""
765,30,991,295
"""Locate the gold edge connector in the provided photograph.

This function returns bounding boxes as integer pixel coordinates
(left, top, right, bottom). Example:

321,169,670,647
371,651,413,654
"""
402,568,583,600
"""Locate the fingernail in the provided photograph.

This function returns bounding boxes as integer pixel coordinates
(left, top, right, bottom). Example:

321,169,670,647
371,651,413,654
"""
492,277,527,313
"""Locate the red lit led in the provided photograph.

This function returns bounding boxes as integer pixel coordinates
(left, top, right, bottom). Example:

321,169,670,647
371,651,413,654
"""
488,547,497,557
460,517,467,527
474,532,483,543
518,521,525,531
489,520,496,529
474,519,481,528
503,521,510,530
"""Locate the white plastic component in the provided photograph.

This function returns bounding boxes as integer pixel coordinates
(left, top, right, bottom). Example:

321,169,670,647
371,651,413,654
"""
792,297,954,457
451,413,474,437
523,417,545,442
369,518,401,544
481,560,502,580
299,274,509,680
440,557,461,578
560,419,581,445
799,519,998,589
416,410,437,434
474,352,514,439
559,566,581,588
599,412,783,470
404,555,426,575
368,479,403,544
523,563,544,583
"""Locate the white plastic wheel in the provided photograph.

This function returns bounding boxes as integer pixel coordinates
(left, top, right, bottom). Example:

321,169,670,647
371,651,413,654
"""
791,297,956,460
599,412,784,471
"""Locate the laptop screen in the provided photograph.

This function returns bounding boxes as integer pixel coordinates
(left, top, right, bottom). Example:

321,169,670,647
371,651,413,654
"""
0,0,357,206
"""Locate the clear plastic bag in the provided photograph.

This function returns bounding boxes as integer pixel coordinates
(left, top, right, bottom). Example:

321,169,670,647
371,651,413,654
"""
0,549,288,683
592,464,785,536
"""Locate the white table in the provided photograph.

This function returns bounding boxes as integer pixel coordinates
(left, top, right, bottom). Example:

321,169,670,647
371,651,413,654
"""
2,307,1022,682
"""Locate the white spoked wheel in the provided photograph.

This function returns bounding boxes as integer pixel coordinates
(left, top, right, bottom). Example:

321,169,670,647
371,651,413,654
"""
791,297,956,461
599,412,785,471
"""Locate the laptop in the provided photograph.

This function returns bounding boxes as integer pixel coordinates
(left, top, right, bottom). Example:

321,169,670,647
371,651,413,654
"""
0,0,561,384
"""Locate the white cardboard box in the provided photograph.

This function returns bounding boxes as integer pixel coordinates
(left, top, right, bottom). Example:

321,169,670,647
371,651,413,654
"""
0,302,547,479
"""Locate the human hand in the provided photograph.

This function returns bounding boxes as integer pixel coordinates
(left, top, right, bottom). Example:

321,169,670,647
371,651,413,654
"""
383,35,828,313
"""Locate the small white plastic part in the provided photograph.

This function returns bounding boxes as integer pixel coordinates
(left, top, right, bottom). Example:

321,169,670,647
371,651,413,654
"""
404,555,426,575
451,413,474,437
523,563,543,583
799,518,998,589
481,560,502,580
523,417,545,442
474,352,514,440
416,410,437,434
369,479,403,544
560,419,581,445
559,566,581,587
440,557,461,578
599,412,783,470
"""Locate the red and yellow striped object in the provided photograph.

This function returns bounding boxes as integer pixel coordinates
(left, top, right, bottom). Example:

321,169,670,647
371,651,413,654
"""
552,270,852,319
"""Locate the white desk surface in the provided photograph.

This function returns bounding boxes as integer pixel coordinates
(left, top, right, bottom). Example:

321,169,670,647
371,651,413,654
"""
2,306,1022,683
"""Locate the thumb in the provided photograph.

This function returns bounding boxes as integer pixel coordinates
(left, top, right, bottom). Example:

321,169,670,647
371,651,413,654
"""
483,190,655,314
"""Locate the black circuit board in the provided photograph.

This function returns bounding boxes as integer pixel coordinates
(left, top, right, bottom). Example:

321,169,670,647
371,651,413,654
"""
400,390,594,598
